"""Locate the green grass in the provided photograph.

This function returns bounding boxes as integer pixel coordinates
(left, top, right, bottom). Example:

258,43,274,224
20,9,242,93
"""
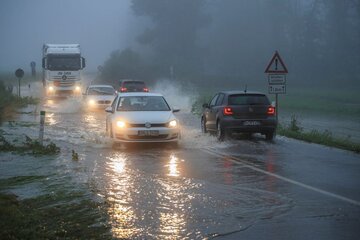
0,191,111,239
0,133,60,155
278,116,360,153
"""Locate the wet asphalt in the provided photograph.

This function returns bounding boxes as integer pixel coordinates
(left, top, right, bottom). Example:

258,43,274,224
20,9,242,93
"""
1,98,359,239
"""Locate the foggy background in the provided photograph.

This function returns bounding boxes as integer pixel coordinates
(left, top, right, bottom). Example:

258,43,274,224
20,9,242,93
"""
1,0,359,87
0,0,135,71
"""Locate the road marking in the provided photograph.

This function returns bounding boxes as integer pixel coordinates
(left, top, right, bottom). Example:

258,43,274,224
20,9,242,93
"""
202,148,360,207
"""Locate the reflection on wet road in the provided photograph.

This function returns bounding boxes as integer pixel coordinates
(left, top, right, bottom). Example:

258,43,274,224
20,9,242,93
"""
2,98,359,239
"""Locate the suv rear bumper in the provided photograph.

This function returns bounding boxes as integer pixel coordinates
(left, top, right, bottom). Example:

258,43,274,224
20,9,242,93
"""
221,118,277,133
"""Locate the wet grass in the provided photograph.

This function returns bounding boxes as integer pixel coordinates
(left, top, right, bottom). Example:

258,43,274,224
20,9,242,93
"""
0,80,39,123
278,116,360,153
0,191,111,239
0,133,60,155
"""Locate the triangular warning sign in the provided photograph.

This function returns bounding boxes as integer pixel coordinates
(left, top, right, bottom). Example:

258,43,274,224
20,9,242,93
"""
265,51,288,74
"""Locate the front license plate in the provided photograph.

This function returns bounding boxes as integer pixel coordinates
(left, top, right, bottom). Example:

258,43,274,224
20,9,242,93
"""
243,121,261,126
138,130,159,136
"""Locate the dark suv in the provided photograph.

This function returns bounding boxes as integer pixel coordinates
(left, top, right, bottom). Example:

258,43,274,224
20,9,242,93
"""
201,91,277,141
118,80,149,92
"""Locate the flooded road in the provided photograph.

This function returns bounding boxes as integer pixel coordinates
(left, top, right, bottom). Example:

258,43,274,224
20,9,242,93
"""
1,97,360,239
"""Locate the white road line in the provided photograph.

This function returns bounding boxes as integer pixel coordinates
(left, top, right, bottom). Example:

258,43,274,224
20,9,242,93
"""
202,148,360,207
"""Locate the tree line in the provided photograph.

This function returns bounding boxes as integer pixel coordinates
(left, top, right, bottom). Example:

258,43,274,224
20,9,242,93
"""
100,0,360,87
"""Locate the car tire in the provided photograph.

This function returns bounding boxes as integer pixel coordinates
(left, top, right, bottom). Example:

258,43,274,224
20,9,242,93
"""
265,130,275,141
216,121,225,141
201,117,207,133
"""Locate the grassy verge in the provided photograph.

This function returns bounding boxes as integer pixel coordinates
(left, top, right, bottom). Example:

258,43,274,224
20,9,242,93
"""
278,116,360,153
0,131,60,155
0,191,111,239
0,81,39,123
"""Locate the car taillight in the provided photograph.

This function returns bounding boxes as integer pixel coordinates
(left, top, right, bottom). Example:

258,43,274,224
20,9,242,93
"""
267,106,275,115
120,87,127,92
143,87,149,92
223,107,233,116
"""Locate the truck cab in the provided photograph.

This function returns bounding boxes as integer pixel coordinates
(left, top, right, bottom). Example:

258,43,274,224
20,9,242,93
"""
42,44,85,97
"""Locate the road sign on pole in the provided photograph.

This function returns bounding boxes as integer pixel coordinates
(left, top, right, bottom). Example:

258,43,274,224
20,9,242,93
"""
265,51,288,123
15,68,24,97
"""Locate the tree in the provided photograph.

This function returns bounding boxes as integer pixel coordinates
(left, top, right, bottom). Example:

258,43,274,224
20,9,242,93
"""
131,0,210,76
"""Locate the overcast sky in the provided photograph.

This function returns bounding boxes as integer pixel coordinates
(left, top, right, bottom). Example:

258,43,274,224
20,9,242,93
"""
0,0,133,72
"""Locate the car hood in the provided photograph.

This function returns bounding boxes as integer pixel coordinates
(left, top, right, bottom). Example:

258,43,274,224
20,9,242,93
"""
115,111,175,124
86,95,116,101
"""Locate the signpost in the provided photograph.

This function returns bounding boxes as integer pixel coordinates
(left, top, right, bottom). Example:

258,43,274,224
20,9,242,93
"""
265,51,288,122
15,68,24,97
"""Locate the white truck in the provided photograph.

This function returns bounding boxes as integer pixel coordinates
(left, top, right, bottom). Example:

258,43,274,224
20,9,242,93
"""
42,44,85,97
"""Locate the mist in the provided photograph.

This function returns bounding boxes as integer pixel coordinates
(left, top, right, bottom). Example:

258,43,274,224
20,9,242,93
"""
0,0,133,72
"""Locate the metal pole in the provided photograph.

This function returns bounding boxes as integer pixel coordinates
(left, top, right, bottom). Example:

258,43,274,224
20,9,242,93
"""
276,93,279,123
18,77,21,97
39,111,45,145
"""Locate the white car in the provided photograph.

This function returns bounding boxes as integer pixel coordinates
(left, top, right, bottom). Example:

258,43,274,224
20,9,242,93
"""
105,92,180,143
84,85,116,109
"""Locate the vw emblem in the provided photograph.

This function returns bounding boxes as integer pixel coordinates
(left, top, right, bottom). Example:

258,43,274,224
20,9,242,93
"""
145,122,151,128
62,75,67,80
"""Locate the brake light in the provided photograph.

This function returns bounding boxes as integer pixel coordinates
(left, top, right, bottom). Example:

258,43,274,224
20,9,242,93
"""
120,87,127,92
143,87,149,92
223,107,233,116
267,106,275,115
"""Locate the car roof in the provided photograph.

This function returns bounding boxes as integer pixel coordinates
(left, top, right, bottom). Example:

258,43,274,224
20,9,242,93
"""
88,84,114,88
117,92,163,97
219,90,266,95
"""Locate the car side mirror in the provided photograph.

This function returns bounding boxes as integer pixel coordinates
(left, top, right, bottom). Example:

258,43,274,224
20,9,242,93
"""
172,108,180,113
202,103,209,108
105,107,113,113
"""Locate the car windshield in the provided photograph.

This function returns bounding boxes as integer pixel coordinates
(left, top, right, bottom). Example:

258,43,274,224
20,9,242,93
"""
117,96,170,111
87,87,115,95
47,55,81,71
228,94,270,105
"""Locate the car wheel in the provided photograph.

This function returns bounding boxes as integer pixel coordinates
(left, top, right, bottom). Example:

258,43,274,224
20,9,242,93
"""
265,130,275,141
216,121,225,141
201,117,207,133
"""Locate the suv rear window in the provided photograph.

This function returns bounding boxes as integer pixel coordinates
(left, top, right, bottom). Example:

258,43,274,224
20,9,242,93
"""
228,94,270,105
122,81,145,88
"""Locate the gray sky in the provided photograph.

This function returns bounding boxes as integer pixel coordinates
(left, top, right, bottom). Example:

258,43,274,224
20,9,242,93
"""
0,0,133,72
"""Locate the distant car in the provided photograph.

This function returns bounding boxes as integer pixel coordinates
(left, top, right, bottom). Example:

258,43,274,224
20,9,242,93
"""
119,80,149,92
201,91,277,141
84,85,116,109
105,92,180,143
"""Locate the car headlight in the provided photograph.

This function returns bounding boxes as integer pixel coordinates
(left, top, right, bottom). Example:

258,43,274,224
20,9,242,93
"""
48,86,54,92
168,120,177,128
116,120,126,128
75,86,81,92
88,99,95,106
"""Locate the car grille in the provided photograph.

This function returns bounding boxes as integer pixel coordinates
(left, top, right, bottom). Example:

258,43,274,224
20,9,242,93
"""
128,123,167,128
128,134,169,140
97,100,111,104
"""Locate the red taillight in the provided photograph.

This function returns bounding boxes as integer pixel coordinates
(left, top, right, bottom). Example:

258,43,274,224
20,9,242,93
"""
223,107,233,116
267,106,275,115
120,87,127,92
143,87,149,92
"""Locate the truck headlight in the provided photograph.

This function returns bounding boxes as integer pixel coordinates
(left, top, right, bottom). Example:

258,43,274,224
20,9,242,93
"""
168,120,177,128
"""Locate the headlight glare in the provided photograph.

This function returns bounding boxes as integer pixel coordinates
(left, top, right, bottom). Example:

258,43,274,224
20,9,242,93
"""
116,120,126,128
169,120,177,128
88,99,95,105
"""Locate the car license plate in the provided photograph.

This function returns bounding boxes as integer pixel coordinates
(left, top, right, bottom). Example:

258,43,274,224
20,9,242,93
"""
243,121,261,126
138,130,159,136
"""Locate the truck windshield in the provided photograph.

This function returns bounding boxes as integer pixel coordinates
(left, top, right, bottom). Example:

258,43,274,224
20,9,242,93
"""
47,55,81,71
